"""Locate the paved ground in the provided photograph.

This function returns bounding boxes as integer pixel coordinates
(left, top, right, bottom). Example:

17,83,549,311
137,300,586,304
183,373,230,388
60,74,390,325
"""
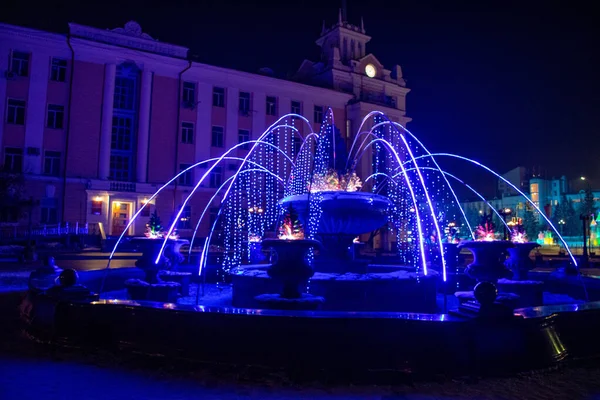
1,350,600,399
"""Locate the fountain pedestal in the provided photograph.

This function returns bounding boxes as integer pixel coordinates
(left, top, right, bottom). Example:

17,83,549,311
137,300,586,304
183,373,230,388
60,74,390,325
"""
455,240,516,316
496,242,544,307
280,191,392,273
130,237,189,283
254,238,324,310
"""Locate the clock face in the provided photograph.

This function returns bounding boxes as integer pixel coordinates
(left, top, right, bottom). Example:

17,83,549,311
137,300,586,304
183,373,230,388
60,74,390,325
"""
365,64,376,78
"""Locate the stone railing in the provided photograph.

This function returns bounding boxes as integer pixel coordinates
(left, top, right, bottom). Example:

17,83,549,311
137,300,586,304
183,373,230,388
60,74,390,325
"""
109,181,137,192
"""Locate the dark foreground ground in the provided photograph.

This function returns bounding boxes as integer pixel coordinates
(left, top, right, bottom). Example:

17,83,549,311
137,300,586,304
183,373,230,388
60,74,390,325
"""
1,292,600,399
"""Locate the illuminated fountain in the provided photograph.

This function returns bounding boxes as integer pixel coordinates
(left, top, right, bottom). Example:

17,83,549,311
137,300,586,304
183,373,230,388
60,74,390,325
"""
38,107,596,377
103,108,580,314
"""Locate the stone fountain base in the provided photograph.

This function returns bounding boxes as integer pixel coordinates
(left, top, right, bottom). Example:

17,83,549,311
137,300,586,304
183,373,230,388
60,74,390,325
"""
254,293,325,311
232,265,439,312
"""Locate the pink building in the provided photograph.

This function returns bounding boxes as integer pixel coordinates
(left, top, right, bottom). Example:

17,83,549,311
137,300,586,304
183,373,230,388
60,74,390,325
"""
0,15,410,238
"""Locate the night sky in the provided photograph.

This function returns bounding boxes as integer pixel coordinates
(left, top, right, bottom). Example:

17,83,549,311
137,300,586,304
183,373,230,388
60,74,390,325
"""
3,0,599,189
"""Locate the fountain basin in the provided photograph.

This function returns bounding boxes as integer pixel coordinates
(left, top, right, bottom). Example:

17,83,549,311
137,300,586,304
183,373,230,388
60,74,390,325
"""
232,265,438,312
280,191,392,235
43,298,580,377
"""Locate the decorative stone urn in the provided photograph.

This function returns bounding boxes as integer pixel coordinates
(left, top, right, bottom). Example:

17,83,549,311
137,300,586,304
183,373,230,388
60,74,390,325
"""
457,240,514,283
261,238,324,299
505,242,540,280
130,237,189,283
279,191,391,273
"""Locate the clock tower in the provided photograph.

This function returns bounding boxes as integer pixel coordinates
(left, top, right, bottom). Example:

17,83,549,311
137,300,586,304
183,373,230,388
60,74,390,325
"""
293,11,409,116
316,9,371,66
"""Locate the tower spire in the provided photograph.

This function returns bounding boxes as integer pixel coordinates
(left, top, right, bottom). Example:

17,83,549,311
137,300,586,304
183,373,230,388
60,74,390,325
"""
341,0,347,22
361,16,365,32
321,19,326,34
338,8,343,24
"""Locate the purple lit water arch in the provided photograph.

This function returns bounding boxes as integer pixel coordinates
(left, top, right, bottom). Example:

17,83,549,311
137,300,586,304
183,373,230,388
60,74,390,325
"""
106,110,533,298
364,169,510,231
348,113,475,240
353,137,432,277
408,153,579,268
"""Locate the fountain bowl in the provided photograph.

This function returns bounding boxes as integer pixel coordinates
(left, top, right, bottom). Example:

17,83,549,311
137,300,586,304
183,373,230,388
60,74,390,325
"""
457,240,514,283
280,191,392,236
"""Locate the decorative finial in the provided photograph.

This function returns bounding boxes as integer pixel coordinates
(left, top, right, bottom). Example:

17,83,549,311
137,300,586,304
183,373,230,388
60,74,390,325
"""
361,16,365,32
338,8,343,24
321,19,326,35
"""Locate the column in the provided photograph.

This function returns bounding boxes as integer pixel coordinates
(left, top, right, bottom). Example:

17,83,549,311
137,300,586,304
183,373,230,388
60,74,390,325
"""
251,92,266,140
0,44,8,149
225,87,238,150
195,82,212,163
303,100,315,130
136,68,152,182
279,96,291,116
98,63,116,180
24,52,50,175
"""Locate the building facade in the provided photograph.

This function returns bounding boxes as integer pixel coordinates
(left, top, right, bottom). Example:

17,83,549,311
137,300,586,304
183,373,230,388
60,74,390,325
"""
0,16,410,238
464,170,600,227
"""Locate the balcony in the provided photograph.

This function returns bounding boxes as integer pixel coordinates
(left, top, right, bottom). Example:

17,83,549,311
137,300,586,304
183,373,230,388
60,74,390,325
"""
110,181,137,192
358,92,399,110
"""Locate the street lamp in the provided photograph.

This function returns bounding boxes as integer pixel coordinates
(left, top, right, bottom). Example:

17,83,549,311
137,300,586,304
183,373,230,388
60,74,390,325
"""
558,219,565,235
580,214,591,268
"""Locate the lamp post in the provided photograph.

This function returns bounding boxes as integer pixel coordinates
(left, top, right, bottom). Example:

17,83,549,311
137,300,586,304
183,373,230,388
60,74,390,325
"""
580,214,590,268
499,208,512,241
558,219,565,236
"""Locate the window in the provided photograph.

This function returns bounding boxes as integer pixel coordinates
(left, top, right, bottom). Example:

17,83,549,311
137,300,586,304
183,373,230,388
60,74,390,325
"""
91,199,102,215
41,206,58,224
111,116,134,151
239,91,250,114
210,166,223,188
211,126,224,147
212,87,225,107
179,164,193,186
50,58,67,82
6,99,25,125
238,129,250,150
0,207,19,223
182,81,196,105
291,100,302,115
3,148,23,173
292,136,302,154
181,122,194,144
10,51,29,77
113,77,136,110
46,104,64,129
109,154,132,181
314,105,324,123
530,183,539,204
178,205,192,229
43,151,61,176
266,96,277,116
